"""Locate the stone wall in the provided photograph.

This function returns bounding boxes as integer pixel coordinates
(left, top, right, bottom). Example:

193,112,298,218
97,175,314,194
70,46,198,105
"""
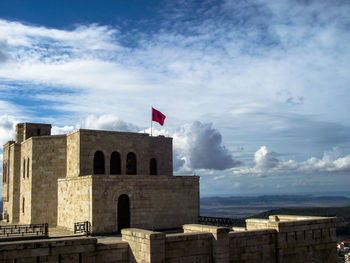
0,216,339,263
95,242,129,263
92,175,199,233
181,215,337,263
2,142,10,203
78,130,173,176
0,237,129,263
19,139,32,224
246,215,338,263
31,135,67,226
165,232,212,263
66,130,80,178
57,176,92,230
58,175,199,233
2,142,21,224
122,228,166,263
275,216,337,263
229,229,276,263
2,142,11,222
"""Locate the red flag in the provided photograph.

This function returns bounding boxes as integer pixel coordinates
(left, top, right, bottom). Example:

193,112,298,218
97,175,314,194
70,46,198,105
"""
152,108,166,126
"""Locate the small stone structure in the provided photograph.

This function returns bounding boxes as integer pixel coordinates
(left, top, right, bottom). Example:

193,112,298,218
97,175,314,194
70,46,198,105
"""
2,123,199,233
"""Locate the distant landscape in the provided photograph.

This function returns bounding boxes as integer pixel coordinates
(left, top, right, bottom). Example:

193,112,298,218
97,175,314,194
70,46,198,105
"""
1,195,349,240
201,195,350,241
201,195,350,218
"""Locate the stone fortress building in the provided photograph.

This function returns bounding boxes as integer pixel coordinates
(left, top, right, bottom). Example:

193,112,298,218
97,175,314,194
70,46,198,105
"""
0,122,338,263
2,122,199,233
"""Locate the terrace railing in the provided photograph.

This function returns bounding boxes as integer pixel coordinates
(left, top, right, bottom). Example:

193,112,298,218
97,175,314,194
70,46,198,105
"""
198,216,245,227
74,221,90,236
0,223,48,238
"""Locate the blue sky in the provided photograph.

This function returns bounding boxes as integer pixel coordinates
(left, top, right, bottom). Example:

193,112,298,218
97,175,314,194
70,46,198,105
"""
0,0,350,197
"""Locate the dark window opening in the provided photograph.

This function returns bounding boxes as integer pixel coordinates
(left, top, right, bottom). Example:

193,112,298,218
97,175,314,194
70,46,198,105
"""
37,128,41,135
27,158,30,178
126,152,136,175
110,152,121,175
93,151,105,174
22,197,25,213
2,163,6,183
23,159,25,179
150,158,157,175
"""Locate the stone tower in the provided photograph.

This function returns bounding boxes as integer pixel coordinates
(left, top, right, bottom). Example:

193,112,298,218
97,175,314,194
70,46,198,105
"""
2,123,199,233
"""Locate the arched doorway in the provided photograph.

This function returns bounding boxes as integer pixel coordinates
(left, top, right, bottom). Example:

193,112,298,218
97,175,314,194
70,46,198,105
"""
117,194,130,232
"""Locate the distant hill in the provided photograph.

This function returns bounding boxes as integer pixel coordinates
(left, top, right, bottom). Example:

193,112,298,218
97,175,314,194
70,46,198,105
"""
201,195,350,206
250,206,350,219
201,195,350,218
200,195,350,241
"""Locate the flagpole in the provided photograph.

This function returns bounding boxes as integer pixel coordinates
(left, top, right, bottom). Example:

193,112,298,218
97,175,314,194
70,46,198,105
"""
151,106,153,137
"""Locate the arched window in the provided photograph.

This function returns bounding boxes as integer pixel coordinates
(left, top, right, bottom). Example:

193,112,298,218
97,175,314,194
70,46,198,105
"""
150,158,157,175
126,152,137,175
27,158,30,178
23,159,26,179
93,151,105,174
110,152,121,175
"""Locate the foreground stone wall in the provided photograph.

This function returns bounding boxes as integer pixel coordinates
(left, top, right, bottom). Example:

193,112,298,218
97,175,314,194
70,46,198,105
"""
246,215,338,263
121,216,337,263
0,216,338,263
165,232,212,263
229,229,276,262
58,175,199,233
0,237,128,263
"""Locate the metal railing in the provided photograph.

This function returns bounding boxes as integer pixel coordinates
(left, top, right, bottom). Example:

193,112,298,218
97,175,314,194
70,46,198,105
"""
74,221,90,236
0,223,48,238
198,216,245,227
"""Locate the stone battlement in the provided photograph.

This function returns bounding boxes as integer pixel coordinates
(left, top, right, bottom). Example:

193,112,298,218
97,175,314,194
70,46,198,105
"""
0,216,338,263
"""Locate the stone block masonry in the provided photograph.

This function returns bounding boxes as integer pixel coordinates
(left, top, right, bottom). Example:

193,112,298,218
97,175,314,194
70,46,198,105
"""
0,215,339,263
58,175,199,233
2,123,199,234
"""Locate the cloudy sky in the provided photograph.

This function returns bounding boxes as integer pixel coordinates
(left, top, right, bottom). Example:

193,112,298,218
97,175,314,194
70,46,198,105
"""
0,0,350,197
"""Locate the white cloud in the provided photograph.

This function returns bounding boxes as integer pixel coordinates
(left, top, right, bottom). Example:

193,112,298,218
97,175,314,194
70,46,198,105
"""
233,146,350,176
0,115,17,145
81,114,140,132
51,125,75,135
172,122,241,172
254,146,279,169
